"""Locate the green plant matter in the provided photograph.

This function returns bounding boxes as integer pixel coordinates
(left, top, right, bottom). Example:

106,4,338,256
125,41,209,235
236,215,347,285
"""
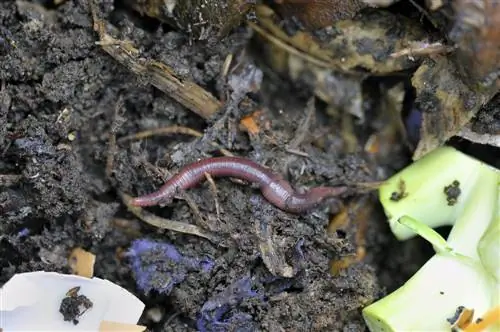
363,147,500,332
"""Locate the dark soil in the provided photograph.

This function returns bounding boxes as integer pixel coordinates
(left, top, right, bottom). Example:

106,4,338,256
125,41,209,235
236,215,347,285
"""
0,1,435,331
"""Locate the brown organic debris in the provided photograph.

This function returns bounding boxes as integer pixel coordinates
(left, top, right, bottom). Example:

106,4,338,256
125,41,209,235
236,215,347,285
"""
124,0,254,40
449,0,500,86
273,0,370,30
253,5,427,75
121,193,219,243
89,2,222,119
328,196,373,275
411,57,498,159
252,5,427,120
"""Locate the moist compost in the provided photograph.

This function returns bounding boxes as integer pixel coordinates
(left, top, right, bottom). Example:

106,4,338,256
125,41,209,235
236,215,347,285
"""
0,1,464,331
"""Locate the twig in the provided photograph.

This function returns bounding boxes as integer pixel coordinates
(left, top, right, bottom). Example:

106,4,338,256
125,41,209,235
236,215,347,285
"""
285,148,309,157
89,1,222,119
347,181,384,191
105,96,125,179
178,191,209,231
390,41,454,59
287,97,316,150
121,193,218,242
118,125,203,143
204,172,221,219
409,0,439,27
117,125,234,156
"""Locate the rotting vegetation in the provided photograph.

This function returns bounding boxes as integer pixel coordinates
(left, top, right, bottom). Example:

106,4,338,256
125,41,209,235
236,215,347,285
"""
1,0,499,331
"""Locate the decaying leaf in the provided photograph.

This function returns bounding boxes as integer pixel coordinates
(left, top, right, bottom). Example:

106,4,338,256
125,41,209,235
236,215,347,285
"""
458,94,500,148
449,0,500,87
360,0,398,6
364,83,408,160
469,94,500,136
411,57,498,159
273,0,370,30
254,5,427,75
458,126,500,148
251,5,427,118
124,0,254,40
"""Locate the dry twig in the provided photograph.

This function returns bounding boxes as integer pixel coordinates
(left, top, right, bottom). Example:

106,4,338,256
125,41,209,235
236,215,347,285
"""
89,2,222,119
121,193,218,242
117,125,234,156
204,172,221,219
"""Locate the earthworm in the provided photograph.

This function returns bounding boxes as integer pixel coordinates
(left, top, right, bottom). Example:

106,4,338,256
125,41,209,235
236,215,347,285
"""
130,156,347,213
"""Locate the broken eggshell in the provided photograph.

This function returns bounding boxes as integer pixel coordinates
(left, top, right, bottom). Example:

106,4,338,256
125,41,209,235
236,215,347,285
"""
0,271,145,331
124,0,255,40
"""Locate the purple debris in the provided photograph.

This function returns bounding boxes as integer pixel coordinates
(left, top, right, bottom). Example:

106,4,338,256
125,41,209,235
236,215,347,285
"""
197,277,260,332
294,238,305,260
17,228,30,238
127,239,214,294
405,107,422,144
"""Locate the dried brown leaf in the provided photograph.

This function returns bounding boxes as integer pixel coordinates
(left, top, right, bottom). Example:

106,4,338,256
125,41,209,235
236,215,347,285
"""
274,0,369,30
411,57,498,159
450,0,500,86
254,6,427,74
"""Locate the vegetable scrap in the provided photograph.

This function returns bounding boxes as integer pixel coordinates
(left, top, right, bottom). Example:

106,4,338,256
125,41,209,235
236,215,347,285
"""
251,200,307,277
239,110,266,136
252,2,500,160
251,4,427,125
127,239,214,294
447,306,476,331
363,146,499,331
446,305,500,332
449,0,500,85
255,216,295,278
462,306,500,332
410,58,498,159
